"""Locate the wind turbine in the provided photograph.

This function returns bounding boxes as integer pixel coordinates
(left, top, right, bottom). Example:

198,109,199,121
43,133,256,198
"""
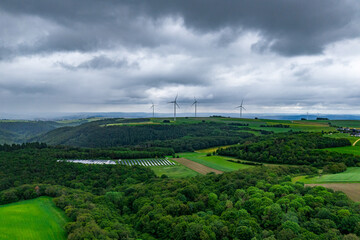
150,102,155,118
236,99,246,118
168,94,180,121
192,97,198,117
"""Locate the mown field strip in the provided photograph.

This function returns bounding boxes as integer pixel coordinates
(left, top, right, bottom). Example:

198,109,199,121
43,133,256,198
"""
172,158,223,175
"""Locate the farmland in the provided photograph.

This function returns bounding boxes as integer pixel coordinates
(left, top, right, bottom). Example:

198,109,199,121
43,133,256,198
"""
0,197,68,240
150,164,199,178
294,167,360,184
179,152,253,172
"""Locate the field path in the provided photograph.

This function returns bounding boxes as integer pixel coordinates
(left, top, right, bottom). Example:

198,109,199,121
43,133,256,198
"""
353,138,360,146
172,158,223,175
306,183,360,201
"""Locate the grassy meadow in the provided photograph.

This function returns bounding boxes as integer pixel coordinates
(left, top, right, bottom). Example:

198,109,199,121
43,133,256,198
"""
293,167,360,184
0,197,68,240
179,152,253,172
150,164,199,178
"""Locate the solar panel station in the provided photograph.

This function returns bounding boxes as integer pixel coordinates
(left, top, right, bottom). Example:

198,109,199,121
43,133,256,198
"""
58,158,175,167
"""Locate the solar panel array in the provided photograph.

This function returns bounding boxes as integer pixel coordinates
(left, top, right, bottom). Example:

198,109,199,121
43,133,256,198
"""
57,158,175,167
119,158,175,167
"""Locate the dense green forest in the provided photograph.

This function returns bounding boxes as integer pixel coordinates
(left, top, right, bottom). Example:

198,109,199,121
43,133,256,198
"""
0,121,60,144
217,132,358,167
1,145,360,239
34,120,255,150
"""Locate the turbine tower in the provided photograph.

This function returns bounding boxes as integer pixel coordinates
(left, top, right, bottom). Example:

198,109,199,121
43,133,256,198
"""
192,97,198,117
236,99,246,118
150,102,155,118
168,94,180,121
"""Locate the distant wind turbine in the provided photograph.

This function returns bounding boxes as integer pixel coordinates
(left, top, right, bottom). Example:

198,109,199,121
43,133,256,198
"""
235,99,246,118
150,102,155,118
192,97,198,117
168,94,180,121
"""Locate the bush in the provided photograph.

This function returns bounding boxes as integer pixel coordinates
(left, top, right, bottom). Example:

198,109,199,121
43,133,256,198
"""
323,163,347,174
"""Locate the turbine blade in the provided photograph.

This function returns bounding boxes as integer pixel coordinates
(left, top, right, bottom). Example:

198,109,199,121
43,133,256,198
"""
242,107,246,111
176,103,180,108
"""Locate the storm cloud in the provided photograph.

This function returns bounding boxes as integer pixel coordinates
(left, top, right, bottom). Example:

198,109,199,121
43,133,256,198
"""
1,0,360,115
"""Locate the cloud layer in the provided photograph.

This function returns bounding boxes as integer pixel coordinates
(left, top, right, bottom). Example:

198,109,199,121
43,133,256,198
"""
1,0,360,115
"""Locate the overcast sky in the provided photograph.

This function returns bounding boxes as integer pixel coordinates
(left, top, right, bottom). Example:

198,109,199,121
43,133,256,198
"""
1,0,360,115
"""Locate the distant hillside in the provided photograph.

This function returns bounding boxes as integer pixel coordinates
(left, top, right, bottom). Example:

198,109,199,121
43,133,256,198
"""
0,118,101,144
34,118,253,150
0,121,60,144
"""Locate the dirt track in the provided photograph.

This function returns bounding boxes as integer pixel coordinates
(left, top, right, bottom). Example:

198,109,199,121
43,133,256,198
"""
306,183,360,202
172,158,223,175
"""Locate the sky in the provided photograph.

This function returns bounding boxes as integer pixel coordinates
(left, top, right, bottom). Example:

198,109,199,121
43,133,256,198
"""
1,0,360,116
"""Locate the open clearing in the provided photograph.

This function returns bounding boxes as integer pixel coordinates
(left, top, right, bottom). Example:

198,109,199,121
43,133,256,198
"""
0,197,68,240
172,158,223,175
196,145,236,153
150,165,199,178
293,167,360,184
180,152,253,172
306,183,360,202
324,145,360,156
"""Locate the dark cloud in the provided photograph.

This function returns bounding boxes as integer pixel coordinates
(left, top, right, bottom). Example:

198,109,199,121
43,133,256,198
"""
1,1,360,114
1,0,359,57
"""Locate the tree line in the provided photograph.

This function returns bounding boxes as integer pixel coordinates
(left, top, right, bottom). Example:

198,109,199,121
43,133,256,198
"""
217,132,357,167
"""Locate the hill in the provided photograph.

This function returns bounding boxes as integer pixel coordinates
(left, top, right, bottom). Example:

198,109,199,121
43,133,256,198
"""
0,118,102,144
33,118,255,150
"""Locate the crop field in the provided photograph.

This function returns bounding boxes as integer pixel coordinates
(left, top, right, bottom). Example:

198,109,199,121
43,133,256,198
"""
119,158,175,167
172,158,223,175
327,120,360,128
293,167,360,184
180,152,253,172
0,197,68,240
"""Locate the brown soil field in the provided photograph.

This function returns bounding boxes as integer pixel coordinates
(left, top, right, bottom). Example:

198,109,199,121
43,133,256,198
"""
172,158,223,175
306,183,360,202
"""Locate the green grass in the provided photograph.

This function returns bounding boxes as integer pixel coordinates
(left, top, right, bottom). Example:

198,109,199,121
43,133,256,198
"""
324,145,360,156
196,145,237,153
180,152,253,172
328,120,360,128
293,167,360,184
325,133,360,145
0,197,68,240
150,165,199,178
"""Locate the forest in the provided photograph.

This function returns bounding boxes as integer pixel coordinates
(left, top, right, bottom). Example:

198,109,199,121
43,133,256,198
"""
1,144,360,239
34,120,255,150
217,132,358,167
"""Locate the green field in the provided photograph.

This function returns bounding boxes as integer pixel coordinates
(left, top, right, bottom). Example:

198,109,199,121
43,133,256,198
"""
324,145,360,156
150,165,199,178
196,145,236,154
325,132,360,144
151,117,337,132
293,167,360,184
180,152,253,172
0,197,68,240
